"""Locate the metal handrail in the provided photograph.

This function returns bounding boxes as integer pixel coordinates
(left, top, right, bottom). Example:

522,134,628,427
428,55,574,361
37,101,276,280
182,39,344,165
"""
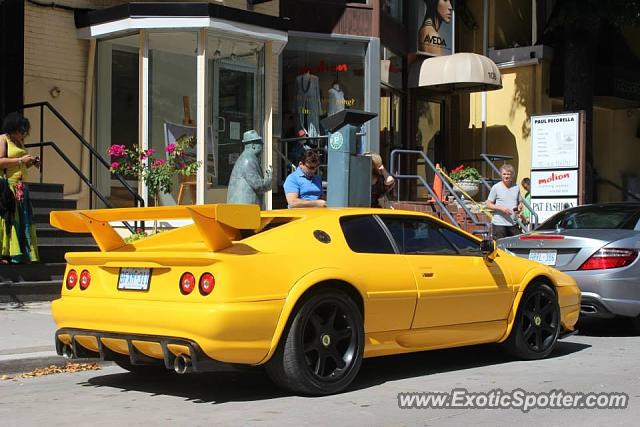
390,149,491,235
20,102,144,209
26,141,136,233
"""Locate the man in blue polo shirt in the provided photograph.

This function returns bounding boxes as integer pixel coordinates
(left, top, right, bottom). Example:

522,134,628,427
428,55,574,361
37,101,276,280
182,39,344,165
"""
283,150,326,208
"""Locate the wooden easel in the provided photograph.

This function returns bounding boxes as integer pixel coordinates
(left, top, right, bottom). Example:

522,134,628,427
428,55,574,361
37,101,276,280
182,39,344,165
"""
177,96,197,205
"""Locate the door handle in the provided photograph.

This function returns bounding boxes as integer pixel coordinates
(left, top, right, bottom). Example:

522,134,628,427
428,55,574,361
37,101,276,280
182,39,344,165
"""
421,272,434,278
217,116,226,133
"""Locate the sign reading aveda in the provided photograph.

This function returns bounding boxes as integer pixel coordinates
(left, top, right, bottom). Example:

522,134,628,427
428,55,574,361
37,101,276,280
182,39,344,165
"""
411,0,454,57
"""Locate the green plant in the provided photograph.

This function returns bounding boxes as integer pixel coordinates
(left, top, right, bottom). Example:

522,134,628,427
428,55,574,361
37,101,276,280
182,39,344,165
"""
449,164,480,182
109,135,200,204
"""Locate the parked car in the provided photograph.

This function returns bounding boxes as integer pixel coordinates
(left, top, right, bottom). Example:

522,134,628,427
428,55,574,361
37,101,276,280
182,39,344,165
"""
499,202,640,331
51,204,579,395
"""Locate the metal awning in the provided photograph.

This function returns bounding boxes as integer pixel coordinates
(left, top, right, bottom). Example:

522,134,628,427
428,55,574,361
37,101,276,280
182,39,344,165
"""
409,52,502,92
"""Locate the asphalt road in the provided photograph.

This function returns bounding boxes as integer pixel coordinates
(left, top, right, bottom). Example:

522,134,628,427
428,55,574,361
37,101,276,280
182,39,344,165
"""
1,318,639,426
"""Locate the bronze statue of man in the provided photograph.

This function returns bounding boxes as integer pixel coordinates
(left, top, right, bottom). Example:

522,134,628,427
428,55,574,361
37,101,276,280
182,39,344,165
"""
226,130,272,205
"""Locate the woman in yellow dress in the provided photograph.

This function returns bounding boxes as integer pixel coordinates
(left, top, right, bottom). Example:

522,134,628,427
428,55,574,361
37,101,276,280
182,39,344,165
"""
0,112,40,263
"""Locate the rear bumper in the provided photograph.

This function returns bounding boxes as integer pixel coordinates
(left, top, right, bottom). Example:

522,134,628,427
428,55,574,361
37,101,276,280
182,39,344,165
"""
56,328,234,372
566,270,640,318
52,296,284,365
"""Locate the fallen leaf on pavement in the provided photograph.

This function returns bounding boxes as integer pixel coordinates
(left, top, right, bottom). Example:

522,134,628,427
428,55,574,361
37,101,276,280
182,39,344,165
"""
1,362,101,380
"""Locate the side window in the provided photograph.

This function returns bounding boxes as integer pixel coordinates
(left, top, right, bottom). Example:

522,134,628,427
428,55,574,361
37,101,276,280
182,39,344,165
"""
380,216,457,255
439,227,482,256
340,215,395,254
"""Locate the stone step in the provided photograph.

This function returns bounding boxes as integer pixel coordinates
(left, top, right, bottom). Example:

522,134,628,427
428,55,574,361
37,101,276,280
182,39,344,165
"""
0,280,61,304
0,262,66,283
30,198,77,209
38,244,98,263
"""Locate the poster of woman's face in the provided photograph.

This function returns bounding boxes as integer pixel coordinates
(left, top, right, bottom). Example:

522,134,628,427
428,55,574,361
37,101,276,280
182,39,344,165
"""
415,0,454,57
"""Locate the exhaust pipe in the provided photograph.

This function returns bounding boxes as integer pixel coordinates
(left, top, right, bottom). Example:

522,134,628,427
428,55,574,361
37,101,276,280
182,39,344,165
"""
581,304,598,314
173,354,192,374
62,344,75,359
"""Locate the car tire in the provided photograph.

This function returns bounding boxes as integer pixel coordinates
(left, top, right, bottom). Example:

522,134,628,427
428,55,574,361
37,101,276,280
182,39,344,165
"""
114,358,169,376
265,289,364,396
505,283,561,360
630,315,640,334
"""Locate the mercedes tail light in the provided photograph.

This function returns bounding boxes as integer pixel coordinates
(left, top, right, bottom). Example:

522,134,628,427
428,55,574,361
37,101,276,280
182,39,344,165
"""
579,248,638,270
180,272,196,294
199,273,215,296
79,270,91,290
66,270,78,290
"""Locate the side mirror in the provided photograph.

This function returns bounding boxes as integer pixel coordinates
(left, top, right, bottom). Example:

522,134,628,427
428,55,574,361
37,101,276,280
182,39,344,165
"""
481,239,497,261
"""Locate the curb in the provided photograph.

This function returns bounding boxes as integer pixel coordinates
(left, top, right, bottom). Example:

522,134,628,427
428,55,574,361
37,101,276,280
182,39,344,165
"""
0,351,112,375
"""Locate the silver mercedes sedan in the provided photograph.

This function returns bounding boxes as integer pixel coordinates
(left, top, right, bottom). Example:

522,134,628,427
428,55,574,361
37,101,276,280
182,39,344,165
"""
499,203,640,331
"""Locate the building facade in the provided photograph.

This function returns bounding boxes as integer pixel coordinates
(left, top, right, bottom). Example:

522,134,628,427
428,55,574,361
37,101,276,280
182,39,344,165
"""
1,0,638,210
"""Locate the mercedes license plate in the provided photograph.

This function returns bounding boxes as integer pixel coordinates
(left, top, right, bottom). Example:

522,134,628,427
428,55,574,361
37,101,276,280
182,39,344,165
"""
528,250,557,266
118,268,151,291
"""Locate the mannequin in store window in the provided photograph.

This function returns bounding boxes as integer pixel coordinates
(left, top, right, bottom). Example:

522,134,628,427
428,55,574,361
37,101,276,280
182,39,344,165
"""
295,70,321,137
327,80,345,117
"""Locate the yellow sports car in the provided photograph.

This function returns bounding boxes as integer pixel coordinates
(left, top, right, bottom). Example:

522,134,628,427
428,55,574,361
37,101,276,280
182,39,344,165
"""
51,204,580,395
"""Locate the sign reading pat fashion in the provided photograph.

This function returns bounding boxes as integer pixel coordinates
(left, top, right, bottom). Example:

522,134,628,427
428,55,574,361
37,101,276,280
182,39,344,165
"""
411,0,454,57
531,112,580,169
531,170,579,197
531,198,579,223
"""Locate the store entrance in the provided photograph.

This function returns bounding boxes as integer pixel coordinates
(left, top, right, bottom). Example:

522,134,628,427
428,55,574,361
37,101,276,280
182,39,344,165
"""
211,60,257,187
414,96,445,200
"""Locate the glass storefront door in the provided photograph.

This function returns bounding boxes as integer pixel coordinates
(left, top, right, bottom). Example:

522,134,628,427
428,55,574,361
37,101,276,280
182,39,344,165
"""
205,36,264,204
415,98,443,199
212,60,257,186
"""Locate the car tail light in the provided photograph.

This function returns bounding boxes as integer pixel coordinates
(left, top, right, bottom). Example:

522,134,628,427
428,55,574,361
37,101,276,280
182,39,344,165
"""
66,270,78,290
519,235,565,240
79,270,91,290
579,248,638,270
199,273,215,295
180,272,196,294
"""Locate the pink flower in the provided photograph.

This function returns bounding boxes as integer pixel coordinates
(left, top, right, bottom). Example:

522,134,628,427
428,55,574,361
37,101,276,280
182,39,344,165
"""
140,148,155,160
165,143,176,154
111,161,120,169
152,159,166,168
108,144,126,157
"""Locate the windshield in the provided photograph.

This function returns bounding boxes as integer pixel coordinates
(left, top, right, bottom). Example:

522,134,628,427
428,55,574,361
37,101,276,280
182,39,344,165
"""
538,205,640,230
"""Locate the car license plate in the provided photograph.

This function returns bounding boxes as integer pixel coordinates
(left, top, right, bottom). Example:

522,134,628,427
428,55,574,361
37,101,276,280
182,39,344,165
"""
118,268,151,291
529,250,557,266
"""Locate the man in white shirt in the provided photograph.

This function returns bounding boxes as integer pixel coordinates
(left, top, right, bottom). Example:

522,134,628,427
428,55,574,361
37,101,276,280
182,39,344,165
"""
486,164,524,239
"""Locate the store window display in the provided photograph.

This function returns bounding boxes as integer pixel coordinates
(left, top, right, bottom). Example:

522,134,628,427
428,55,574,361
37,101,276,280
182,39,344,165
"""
282,44,365,144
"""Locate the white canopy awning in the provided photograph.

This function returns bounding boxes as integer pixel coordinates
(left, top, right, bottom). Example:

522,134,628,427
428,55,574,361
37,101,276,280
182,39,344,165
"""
409,52,502,92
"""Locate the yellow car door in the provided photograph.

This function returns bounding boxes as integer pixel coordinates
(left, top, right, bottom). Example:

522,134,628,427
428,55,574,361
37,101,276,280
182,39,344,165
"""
378,215,515,329
339,215,418,332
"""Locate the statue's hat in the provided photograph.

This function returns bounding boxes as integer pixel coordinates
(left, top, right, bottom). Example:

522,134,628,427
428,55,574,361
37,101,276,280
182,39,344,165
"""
242,130,263,143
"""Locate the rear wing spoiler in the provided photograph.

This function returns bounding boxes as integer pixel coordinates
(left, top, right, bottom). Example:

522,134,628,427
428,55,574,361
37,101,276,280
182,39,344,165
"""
50,204,261,252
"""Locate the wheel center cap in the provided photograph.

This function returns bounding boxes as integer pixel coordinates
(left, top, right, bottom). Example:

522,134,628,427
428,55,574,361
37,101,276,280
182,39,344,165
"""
321,334,331,347
533,315,542,326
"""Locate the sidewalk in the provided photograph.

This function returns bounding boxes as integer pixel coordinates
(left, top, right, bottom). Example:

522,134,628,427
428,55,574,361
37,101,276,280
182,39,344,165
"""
0,301,105,375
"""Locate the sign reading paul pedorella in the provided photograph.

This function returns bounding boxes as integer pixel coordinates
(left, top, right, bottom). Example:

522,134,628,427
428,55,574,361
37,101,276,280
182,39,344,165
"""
412,0,454,57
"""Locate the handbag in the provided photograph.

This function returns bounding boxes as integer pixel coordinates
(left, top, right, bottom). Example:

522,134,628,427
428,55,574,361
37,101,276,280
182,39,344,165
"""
0,168,16,235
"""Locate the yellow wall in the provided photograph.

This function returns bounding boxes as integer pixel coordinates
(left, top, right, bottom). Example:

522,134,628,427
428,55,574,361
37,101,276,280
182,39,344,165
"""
593,107,640,202
466,65,538,185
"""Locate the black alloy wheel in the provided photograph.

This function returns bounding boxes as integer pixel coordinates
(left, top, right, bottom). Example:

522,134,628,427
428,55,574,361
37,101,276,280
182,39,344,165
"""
266,289,364,395
505,283,561,360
